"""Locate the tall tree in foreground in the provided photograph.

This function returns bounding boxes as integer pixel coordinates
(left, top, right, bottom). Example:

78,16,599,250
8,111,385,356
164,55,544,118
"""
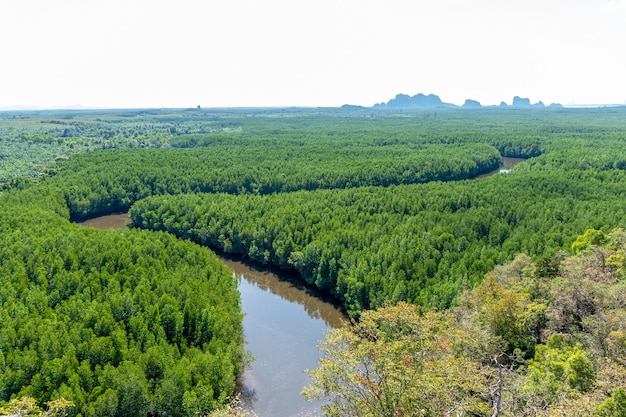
301,302,491,417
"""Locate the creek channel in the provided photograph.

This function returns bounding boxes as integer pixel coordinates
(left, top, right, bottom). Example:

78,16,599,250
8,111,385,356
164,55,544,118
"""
78,213,345,417
477,156,526,178
76,156,525,415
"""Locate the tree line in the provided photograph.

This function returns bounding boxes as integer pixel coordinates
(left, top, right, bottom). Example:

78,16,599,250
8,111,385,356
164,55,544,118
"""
48,143,501,220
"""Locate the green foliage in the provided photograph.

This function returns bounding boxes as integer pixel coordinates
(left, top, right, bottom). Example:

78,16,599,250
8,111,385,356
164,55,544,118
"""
524,335,595,402
0,108,234,184
0,396,74,416
470,274,539,357
129,166,626,315
48,142,500,220
302,302,490,417
572,229,607,254
4,106,626,415
0,190,243,416
4,105,626,190
596,388,626,417
306,241,626,416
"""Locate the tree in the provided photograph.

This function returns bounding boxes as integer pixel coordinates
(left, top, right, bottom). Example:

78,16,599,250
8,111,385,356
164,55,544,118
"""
596,388,626,417
523,334,595,407
0,396,74,417
302,302,490,416
571,229,607,254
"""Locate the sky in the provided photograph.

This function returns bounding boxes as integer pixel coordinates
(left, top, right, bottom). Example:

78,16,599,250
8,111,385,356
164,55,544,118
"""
1,0,625,109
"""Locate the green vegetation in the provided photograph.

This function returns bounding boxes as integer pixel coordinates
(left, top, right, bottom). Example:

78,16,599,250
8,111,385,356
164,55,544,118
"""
302,303,489,416
2,106,626,415
304,232,626,416
128,166,626,314
49,142,500,220
0,397,74,416
0,186,243,416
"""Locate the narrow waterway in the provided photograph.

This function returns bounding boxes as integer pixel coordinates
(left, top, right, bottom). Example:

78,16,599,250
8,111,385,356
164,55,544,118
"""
75,155,527,415
222,257,345,416
78,213,345,417
477,156,526,178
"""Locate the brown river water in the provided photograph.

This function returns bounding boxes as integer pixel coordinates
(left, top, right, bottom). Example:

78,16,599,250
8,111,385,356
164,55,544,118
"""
79,213,345,417
477,156,526,178
76,158,524,415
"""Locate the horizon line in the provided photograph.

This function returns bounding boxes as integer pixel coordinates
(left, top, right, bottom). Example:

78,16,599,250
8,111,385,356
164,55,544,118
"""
3,104,626,112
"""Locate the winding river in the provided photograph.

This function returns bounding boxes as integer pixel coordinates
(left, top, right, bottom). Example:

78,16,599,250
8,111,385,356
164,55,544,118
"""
79,213,345,417
76,156,526,415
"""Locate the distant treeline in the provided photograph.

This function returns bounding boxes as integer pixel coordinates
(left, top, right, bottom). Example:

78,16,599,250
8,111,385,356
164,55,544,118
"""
50,143,500,220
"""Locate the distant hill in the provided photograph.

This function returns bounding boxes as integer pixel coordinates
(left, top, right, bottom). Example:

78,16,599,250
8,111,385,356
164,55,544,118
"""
373,93,562,109
512,96,531,107
506,96,563,109
463,99,481,108
374,93,456,109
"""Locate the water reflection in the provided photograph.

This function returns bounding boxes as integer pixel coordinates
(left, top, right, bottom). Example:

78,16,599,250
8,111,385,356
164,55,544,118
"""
477,156,526,178
221,257,345,329
221,256,345,417
78,212,131,229
78,213,346,417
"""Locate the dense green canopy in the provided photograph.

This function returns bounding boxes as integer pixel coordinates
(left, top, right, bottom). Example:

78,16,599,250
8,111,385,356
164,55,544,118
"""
0,187,243,417
2,106,626,415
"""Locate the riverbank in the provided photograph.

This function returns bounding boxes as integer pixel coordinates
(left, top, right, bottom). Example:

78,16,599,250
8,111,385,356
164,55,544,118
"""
78,213,344,417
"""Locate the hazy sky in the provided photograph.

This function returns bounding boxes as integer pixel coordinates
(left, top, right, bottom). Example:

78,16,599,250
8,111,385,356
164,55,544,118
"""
2,0,625,108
